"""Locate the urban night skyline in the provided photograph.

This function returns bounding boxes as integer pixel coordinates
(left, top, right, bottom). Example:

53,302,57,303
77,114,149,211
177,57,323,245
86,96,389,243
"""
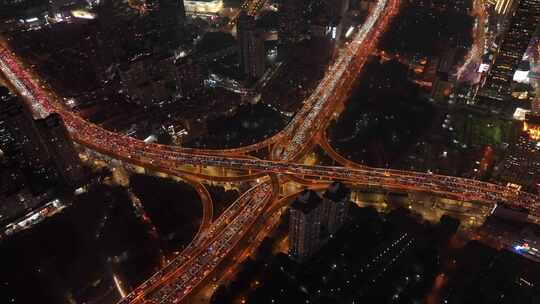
0,0,539,303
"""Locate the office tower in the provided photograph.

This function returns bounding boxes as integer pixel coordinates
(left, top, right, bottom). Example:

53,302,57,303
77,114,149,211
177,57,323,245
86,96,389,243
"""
430,49,458,102
524,83,540,140
481,0,540,101
322,182,350,236
0,87,15,154
310,12,343,61
237,12,266,82
497,132,540,191
279,0,307,55
149,0,186,29
158,0,186,27
325,0,349,17
491,202,530,222
0,86,53,180
92,0,125,85
498,90,540,190
177,59,205,99
146,0,186,52
1,87,83,190
0,87,28,195
289,189,325,261
37,114,85,187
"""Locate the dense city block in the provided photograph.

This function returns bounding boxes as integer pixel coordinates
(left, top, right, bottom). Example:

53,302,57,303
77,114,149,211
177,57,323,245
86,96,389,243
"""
0,0,539,303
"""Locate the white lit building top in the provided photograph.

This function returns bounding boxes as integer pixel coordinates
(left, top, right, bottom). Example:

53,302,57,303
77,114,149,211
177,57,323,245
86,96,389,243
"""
184,0,224,14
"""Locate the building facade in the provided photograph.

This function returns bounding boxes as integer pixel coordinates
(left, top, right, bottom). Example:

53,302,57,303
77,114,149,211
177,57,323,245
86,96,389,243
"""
278,0,307,55
497,131,540,192
0,86,84,189
36,113,85,187
158,0,185,25
322,181,350,236
237,12,266,82
481,0,540,101
0,86,54,183
289,183,351,261
289,190,325,261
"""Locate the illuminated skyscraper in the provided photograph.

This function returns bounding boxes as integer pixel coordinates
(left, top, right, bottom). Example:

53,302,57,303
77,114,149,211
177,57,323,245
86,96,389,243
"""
481,0,540,101
498,90,540,191
237,12,266,82
497,132,540,192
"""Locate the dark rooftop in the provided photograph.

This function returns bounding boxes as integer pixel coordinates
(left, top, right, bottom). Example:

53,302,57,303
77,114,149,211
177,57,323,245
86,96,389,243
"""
323,181,350,202
291,189,323,214
496,202,530,214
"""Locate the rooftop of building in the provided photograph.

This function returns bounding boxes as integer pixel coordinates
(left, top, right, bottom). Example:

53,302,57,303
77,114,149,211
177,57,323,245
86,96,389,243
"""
323,181,350,202
291,189,323,214
39,113,63,127
525,112,540,125
496,202,530,214
483,214,540,237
